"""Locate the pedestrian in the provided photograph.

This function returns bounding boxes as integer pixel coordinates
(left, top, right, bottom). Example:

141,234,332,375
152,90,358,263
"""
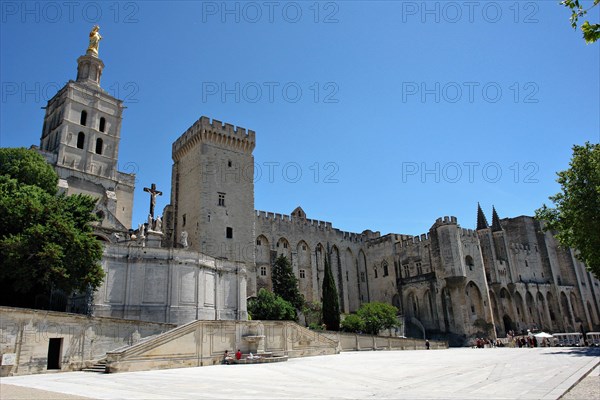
425,340,430,350
235,349,242,360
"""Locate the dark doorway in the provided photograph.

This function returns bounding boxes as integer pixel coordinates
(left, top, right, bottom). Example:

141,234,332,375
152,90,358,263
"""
503,315,514,333
47,338,63,370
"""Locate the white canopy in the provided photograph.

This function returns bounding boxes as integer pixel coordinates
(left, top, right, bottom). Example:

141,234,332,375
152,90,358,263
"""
534,332,553,338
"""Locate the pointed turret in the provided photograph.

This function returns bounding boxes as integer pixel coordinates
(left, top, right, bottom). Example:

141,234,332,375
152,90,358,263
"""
491,206,503,232
476,203,489,230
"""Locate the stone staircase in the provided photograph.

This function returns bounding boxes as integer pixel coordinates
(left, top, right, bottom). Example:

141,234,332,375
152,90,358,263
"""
82,359,107,373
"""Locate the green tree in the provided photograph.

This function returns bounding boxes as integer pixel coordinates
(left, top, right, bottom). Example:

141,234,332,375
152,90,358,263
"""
562,0,600,43
247,288,296,321
0,148,104,308
356,302,399,335
322,255,340,331
271,254,304,309
535,142,600,278
340,314,365,333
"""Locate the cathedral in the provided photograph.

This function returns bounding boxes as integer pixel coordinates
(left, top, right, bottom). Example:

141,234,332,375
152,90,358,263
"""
35,29,600,346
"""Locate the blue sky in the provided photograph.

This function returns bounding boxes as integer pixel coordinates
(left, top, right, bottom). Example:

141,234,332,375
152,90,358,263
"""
1,1,599,236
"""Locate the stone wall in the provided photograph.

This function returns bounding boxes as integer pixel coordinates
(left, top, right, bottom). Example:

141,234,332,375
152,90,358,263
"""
93,242,247,324
0,306,175,376
105,320,339,373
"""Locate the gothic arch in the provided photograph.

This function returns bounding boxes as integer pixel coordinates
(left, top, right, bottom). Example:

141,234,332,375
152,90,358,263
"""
330,245,344,310
489,290,501,332
296,240,313,302
315,243,326,299
525,291,538,328
276,237,291,259
546,291,559,330
357,249,369,304
466,281,484,319
570,292,585,326
345,248,359,312
536,292,549,330
465,255,475,271
422,289,434,326
406,290,419,318
560,291,574,331
514,292,525,329
255,235,271,292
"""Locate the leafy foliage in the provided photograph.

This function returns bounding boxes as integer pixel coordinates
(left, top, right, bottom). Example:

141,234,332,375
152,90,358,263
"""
535,142,600,279
340,314,365,333
322,255,340,331
0,148,104,306
562,0,600,43
0,148,58,195
302,301,323,327
355,302,399,335
247,288,296,321
271,254,304,309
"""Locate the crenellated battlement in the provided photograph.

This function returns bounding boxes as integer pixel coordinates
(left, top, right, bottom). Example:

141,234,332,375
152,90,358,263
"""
433,216,458,227
510,242,532,251
254,210,363,242
397,233,431,248
173,116,256,160
459,228,478,238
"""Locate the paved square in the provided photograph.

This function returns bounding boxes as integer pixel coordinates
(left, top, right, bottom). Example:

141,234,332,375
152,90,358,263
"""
2,347,598,399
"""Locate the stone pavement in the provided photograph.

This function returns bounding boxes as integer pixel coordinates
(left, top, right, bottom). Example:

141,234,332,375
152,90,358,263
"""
1,347,598,400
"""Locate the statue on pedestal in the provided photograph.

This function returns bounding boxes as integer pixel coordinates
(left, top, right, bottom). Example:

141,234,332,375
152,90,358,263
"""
87,25,102,56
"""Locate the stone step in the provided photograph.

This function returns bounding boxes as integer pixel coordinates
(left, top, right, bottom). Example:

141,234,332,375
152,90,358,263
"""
82,360,107,373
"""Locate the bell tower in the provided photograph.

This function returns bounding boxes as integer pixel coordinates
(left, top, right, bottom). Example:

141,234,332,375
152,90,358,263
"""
37,26,135,235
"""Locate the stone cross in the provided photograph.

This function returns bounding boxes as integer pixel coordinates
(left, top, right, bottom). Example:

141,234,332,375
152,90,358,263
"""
143,183,162,219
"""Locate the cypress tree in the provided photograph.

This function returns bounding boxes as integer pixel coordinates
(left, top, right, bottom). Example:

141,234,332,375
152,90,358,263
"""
271,254,304,310
322,254,340,331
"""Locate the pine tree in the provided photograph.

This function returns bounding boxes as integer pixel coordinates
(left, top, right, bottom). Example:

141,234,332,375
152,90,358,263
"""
271,254,304,309
322,254,340,331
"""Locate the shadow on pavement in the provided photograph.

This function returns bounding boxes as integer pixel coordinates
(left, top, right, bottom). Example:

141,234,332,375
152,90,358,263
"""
543,347,600,358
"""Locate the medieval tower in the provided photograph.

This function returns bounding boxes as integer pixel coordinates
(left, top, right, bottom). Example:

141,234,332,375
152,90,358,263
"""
167,117,256,274
36,26,134,237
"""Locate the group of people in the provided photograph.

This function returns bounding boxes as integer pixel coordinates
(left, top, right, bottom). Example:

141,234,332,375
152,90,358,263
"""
222,349,242,364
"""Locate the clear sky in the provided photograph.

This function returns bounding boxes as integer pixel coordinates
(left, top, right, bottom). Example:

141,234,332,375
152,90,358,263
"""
1,1,599,237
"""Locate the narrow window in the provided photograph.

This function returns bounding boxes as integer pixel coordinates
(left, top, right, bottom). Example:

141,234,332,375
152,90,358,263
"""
95,138,103,154
256,238,261,245
228,160,232,167
260,266,267,276
226,227,233,239
416,262,422,275
80,110,87,126
182,214,186,227
218,192,226,207
346,271,349,281
299,269,306,279
374,267,378,279
99,117,106,132
383,263,389,277
283,242,288,249
77,132,85,149
403,264,410,278
360,272,365,282
525,260,529,267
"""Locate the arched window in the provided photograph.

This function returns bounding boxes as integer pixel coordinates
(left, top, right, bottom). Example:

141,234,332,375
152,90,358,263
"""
465,256,475,271
80,110,87,126
77,132,85,149
95,138,103,154
99,117,106,132
382,261,389,277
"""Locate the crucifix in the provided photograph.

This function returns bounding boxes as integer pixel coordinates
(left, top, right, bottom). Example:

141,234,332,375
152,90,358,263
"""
143,183,162,219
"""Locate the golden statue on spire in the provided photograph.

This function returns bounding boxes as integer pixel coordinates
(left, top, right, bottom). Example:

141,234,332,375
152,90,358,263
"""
86,25,102,56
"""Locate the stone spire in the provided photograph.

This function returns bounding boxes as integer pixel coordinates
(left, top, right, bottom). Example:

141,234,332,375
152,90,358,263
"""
476,203,489,230
491,206,503,232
